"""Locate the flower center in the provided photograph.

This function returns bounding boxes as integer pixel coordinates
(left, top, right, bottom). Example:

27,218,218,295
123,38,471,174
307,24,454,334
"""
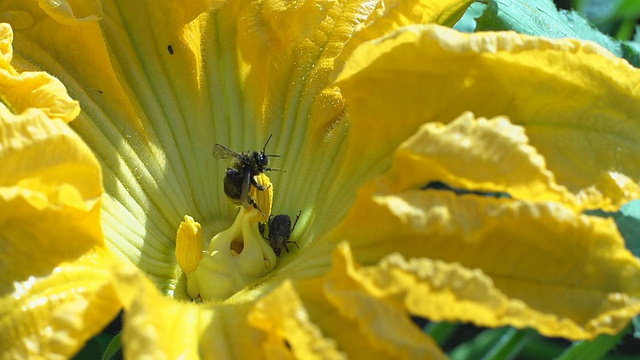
175,174,277,301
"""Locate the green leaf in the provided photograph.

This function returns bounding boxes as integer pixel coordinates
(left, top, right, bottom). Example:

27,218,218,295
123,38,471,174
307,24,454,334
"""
584,200,640,259
614,200,640,259
476,0,640,67
453,2,487,32
479,328,536,360
633,316,640,339
555,324,630,360
449,327,510,360
616,0,640,18
423,321,459,345
101,332,122,360
579,0,620,23
73,333,114,360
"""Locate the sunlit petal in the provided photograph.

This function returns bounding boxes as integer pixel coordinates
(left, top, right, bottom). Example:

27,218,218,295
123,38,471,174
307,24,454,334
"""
0,25,121,354
335,24,640,210
248,281,345,359
114,265,202,359
326,242,640,340
322,247,447,358
36,0,103,23
323,113,640,339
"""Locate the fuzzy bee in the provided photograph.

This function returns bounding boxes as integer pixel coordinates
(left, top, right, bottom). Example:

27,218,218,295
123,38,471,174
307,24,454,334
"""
213,135,282,215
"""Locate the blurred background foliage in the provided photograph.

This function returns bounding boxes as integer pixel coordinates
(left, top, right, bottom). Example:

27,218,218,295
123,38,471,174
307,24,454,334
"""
557,0,640,40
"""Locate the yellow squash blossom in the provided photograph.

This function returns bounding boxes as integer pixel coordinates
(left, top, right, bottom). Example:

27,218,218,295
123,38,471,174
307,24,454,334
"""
2,0,640,358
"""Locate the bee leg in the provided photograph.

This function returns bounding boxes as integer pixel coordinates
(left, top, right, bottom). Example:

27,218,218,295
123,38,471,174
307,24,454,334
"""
247,195,266,216
250,176,271,191
264,167,286,174
241,171,265,215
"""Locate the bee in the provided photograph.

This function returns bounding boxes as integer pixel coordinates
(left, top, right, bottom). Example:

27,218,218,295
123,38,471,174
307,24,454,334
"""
259,211,301,256
213,135,282,215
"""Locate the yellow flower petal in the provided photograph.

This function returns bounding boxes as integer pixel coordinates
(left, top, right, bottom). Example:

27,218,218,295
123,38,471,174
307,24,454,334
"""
0,107,104,278
251,271,446,359
324,114,640,340
37,0,103,23
37,0,223,25
248,281,345,359
292,278,444,359
114,266,203,359
322,247,448,359
115,263,290,359
0,251,121,359
327,242,640,341
0,67,120,357
0,23,79,123
335,24,640,210
389,112,577,206
0,83,102,278
333,0,475,74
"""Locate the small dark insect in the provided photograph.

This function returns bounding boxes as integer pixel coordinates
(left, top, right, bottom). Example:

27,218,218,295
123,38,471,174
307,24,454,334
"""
167,45,174,54
213,135,282,215
259,211,301,256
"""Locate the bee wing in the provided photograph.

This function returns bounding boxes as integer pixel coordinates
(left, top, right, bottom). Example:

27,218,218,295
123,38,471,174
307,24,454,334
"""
213,144,240,159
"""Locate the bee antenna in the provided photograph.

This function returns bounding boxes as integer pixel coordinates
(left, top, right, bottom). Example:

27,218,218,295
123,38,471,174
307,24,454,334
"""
263,134,274,153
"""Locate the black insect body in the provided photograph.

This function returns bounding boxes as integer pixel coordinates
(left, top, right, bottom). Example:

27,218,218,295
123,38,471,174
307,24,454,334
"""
260,211,301,257
213,135,282,215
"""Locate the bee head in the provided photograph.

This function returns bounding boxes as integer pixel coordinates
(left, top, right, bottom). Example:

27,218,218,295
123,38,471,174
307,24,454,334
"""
255,134,280,171
253,151,270,169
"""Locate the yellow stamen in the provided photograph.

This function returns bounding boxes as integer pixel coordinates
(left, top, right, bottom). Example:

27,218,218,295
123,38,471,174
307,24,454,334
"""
246,173,273,222
184,174,277,300
175,215,203,274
